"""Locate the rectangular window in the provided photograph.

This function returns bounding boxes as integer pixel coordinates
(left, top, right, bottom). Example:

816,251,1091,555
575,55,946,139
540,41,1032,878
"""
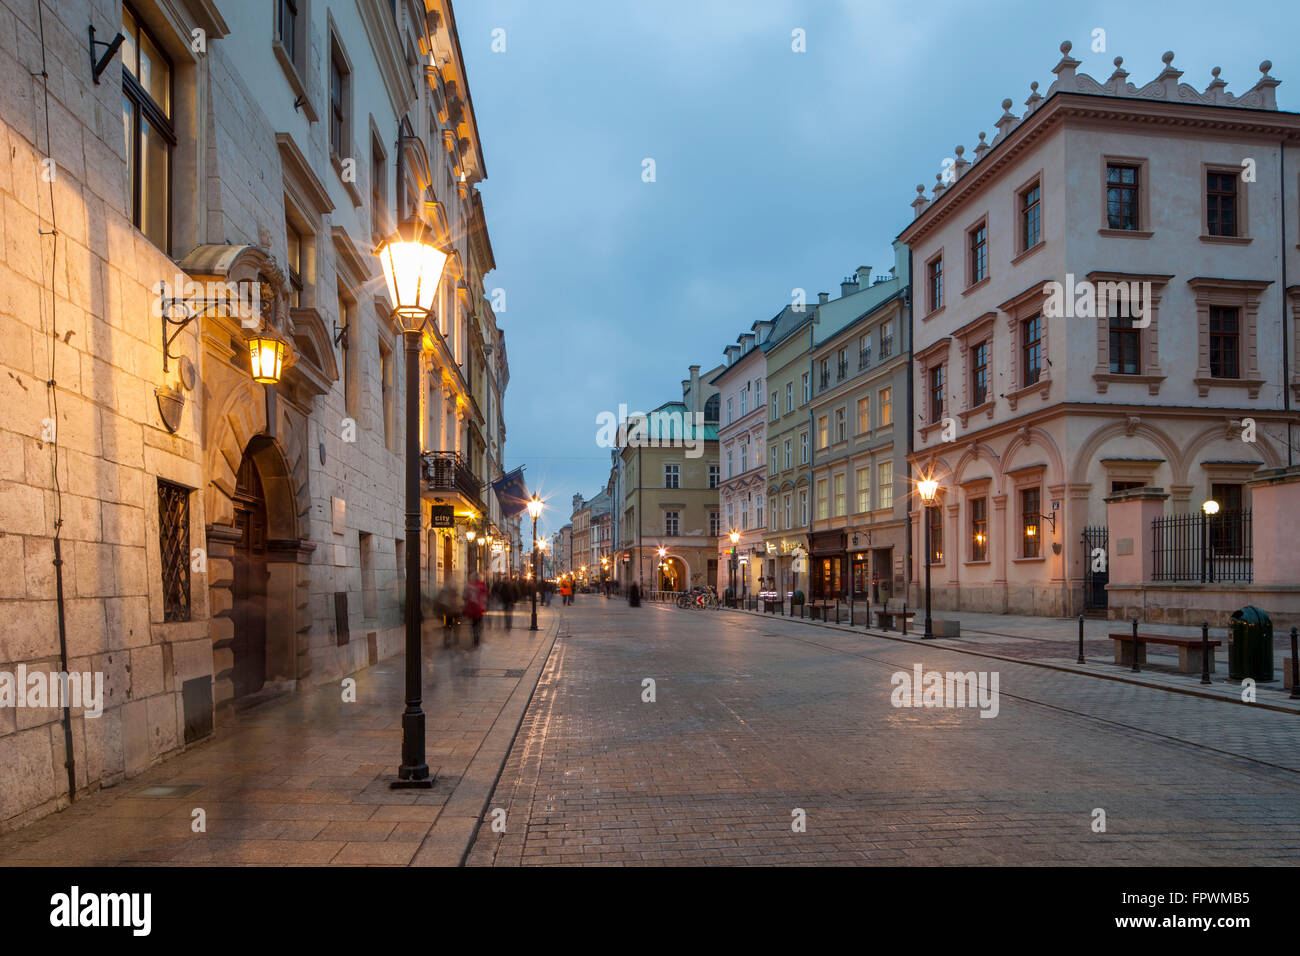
1106,164,1139,230
837,348,848,380
800,432,809,464
970,497,988,561
665,511,679,536
740,388,747,416
771,447,778,475
929,364,945,424
817,415,828,449
878,461,893,510
856,467,871,513
726,451,733,478
1108,304,1141,375
1209,306,1240,379
859,332,872,368
857,396,870,434
121,5,174,252
1206,171,1237,237
969,222,988,284
879,386,892,426
835,407,846,442
379,338,394,451
1022,316,1042,387
710,511,720,537
277,0,299,63
1021,181,1041,250
799,490,808,525
739,445,747,473
756,495,764,527
833,474,845,517
158,479,191,622
785,382,793,413
816,479,828,521
1021,487,1041,558
664,464,679,489
709,464,720,489
928,256,943,312
802,373,810,404
286,217,304,307
880,320,894,359
727,396,734,423
927,506,944,564
1210,483,1244,554
972,342,989,406
819,358,829,390
784,439,792,470
784,494,792,529
330,41,349,157
371,135,387,242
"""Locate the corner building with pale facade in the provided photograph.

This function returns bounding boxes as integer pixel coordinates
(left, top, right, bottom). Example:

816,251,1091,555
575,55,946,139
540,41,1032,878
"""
901,42,1300,618
0,0,505,830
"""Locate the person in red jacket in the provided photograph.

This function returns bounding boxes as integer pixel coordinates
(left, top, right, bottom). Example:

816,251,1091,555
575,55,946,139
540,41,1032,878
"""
464,572,488,646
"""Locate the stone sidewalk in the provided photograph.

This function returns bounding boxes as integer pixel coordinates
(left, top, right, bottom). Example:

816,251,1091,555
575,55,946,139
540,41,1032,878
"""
726,603,1300,714
0,604,560,866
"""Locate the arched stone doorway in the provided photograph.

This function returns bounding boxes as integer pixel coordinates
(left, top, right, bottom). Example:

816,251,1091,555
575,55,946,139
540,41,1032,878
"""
658,555,687,591
231,451,269,697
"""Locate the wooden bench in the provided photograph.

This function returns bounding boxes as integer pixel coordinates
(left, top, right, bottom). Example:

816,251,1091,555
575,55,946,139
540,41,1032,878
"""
1110,632,1221,674
876,599,916,632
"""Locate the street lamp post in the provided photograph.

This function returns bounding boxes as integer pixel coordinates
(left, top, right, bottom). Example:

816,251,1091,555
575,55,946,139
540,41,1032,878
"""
728,530,739,607
1202,498,1219,584
377,213,449,790
528,495,543,630
918,477,939,640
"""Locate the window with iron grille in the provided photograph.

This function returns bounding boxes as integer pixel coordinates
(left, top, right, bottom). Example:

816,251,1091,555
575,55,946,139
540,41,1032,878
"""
158,479,191,622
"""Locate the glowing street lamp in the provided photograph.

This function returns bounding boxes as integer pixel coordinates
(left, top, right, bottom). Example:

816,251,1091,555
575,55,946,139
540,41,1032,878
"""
728,530,740,606
1202,498,1220,583
918,476,940,639
247,330,289,384
527,495,543,630
377,211,449,792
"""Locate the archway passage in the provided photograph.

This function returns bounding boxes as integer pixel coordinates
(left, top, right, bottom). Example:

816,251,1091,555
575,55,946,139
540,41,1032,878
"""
231,449,269,698
659,556,686,591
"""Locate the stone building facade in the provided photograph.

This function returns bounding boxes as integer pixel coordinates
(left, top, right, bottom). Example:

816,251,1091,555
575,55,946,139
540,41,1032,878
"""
0,0,504,831
900,42,1299,617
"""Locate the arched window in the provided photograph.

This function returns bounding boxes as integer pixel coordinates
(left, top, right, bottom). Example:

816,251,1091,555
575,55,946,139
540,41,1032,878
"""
703,394,720,422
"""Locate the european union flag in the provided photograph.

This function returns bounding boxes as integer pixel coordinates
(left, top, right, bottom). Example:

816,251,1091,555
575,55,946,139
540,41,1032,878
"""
492,468,530,518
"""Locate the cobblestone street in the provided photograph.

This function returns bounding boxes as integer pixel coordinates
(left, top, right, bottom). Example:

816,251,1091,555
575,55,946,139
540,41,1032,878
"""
467,600,1300,866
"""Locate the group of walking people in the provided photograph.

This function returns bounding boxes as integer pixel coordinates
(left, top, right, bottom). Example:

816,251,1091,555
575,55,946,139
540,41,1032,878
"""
427,574,536,647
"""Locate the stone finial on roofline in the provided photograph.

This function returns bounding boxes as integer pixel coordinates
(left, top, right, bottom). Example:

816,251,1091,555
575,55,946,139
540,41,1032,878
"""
911,40,1282,211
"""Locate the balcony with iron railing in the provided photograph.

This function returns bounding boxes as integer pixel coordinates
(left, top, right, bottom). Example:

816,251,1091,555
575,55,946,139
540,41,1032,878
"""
880,335,894,359
421,450,484,506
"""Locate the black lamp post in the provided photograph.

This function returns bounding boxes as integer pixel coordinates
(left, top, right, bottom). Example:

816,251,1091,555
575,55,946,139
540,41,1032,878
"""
376,207,450,789
528,495,543,630
918,477,938,640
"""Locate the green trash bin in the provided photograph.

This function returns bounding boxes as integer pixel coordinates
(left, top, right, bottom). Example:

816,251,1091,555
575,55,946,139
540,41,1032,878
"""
1228,606,1274,681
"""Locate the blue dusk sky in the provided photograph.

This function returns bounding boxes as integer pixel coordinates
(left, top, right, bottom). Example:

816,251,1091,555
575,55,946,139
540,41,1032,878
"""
454,0,1298,539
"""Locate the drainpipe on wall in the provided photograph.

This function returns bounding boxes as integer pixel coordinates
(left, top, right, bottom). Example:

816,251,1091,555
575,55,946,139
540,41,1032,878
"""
1282,139,1293,467
905,253,916,607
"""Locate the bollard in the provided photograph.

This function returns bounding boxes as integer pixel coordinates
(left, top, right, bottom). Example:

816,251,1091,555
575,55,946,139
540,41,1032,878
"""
1131,617,1140,673
1200,620,1211,685
1077,614,1085,664
902,601,909,636
1291,627,1300,701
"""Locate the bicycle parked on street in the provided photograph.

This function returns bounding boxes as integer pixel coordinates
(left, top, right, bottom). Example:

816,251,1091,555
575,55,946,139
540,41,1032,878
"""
676,585,720,609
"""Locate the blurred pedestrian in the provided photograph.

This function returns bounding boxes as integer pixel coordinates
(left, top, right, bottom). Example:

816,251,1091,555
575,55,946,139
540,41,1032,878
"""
465,572,488,646
435,579,462,647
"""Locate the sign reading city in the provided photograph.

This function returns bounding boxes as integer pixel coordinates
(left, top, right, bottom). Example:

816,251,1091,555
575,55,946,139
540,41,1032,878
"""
430,505,455,528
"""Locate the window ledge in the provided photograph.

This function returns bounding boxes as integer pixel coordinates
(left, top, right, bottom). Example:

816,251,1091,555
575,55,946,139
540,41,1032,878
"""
1010,241,1045,266
1003,376,1051,411
1098,228,1154,240
962,276,991,297
1199,234,1252,245
964,559,992,567
332,153,364,207
923,304,945,322
1193,376,1265,399
1092,371,1166,396
1012,555,1046,564
958,400,995,428
272,40,318,122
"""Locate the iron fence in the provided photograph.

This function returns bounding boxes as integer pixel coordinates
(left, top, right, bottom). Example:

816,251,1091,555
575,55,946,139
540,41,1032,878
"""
1151,510,1252,583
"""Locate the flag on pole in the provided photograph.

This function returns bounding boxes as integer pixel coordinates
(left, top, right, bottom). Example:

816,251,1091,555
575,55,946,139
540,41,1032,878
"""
492,467,530,518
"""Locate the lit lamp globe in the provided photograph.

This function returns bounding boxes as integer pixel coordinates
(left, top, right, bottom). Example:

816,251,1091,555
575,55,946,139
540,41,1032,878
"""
729,530,740,545
917,477,939,503
376,218,449,333
1202,499,1220,516
527,496,544,520
248,330,289,384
